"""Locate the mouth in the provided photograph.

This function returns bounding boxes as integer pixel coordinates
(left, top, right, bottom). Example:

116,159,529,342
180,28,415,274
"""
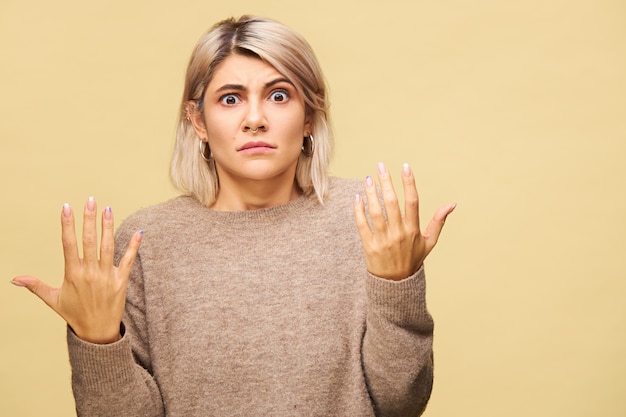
237,141,276,152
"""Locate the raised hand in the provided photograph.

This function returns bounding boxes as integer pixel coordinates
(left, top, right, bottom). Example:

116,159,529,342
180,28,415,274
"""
11,198,142,344
354,162,456,281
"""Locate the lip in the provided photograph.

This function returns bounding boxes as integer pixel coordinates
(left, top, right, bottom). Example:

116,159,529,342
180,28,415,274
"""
237,141,276,152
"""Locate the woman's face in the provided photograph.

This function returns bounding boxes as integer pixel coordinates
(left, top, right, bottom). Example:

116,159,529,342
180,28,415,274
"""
194,54,310,191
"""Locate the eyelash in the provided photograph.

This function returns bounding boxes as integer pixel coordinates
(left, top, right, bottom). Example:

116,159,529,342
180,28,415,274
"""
269,89,290,102
219,94,240,105
218,89,290,105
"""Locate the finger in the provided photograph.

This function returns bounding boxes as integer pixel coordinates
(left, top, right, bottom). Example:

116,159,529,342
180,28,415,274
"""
11,275,61,313
423,203,457,253
376,162,402,232
116,230,144,279
364,175,386,232
99,206,114,268
353,193,373,239
82,196,98,266
401,163,420,232
60,203,81,276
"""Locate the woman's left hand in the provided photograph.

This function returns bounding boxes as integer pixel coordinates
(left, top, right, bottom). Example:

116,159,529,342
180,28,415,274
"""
354,162,456,281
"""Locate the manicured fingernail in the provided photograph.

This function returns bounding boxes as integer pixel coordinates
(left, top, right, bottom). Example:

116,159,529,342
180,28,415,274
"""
402,162,411,177
62,203,71,218
377,162,386,174
11,279,26,287
366,176,374,187
104,206,112,220
354,194,361,204
135,230,144,241
87,196,95,211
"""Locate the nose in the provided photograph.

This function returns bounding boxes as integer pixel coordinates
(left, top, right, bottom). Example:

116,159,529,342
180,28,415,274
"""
243,97,267,133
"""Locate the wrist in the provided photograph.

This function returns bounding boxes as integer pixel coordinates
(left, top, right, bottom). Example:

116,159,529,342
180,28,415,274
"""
70,323,123,344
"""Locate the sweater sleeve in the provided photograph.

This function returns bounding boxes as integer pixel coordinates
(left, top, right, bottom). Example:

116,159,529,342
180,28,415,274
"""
67,328,164,416
66,218,165,417
362,265,434,417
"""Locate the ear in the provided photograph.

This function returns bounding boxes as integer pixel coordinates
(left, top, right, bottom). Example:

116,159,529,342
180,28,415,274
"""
186,101,208,140
303,114,313,137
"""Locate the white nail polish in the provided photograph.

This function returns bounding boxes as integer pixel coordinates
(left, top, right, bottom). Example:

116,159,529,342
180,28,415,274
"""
402,163,411,176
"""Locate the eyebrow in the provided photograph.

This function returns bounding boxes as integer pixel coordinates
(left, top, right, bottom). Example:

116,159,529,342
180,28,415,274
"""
214,77,294,94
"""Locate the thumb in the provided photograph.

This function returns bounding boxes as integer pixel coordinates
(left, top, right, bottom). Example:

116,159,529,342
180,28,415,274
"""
11,276,60,312
423,202,457,251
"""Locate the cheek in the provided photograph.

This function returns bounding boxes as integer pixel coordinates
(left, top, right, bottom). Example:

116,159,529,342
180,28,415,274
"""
281,109,307,137
204,116,233,141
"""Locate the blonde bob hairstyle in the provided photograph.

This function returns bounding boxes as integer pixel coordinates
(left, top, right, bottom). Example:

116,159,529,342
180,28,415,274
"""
170,15,333,207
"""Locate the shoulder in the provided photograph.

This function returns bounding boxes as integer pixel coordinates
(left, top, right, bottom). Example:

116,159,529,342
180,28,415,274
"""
114,195,202,240
326,177,364,203
311,177,365,225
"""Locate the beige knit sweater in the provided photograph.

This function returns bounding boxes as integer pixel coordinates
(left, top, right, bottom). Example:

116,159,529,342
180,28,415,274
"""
67,177,434,416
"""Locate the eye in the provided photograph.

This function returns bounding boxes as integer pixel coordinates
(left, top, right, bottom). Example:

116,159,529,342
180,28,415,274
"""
220,94,240,105
269,90,289,103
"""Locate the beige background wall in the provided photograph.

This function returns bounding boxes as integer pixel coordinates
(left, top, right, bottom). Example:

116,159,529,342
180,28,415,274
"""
1,0,624,415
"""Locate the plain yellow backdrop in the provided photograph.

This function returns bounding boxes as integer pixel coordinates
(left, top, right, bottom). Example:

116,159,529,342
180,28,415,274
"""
1,0,625,415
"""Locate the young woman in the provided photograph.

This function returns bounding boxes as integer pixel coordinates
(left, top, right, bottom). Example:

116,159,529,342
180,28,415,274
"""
12,15,455,416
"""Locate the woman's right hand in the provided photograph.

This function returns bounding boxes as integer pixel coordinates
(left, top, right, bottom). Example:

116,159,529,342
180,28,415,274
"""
11,197,142,344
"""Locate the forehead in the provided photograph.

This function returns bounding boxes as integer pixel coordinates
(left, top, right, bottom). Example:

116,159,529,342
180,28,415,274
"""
208,54,285,89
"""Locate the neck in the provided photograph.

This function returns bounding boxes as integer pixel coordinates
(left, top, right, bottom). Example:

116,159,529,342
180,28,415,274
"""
211,177,302,211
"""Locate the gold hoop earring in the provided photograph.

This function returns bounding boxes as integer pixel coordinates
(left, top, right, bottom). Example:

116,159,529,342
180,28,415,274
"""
302,135,315,157
199,140,212,162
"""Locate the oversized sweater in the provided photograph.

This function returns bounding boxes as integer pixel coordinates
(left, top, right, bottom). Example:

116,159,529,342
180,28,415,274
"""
67,177,435,417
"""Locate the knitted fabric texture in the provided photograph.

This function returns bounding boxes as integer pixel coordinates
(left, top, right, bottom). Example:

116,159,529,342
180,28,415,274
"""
67,177,434,417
